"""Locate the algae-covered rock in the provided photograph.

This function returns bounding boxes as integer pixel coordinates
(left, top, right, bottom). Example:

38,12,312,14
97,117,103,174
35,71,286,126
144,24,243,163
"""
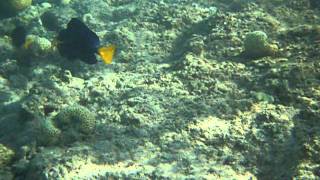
243,31,278,58
0,36,14,60
60,0,71,5
23,35,52,57
37,119,61,145
55,105,96,135
0,144,15,168
13,35,52,64
253,91,274,103
188,116,230,144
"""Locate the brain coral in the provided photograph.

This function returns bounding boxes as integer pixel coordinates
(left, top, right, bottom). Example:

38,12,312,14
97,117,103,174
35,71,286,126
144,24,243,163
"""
54,105,96,135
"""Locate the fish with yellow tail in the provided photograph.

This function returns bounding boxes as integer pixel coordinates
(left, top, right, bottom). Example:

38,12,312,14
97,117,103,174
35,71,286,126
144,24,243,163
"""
57,18,116,64
10,18,116,64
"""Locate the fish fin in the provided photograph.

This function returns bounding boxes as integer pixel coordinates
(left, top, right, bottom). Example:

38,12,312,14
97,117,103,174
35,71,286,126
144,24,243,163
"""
98,44,116,64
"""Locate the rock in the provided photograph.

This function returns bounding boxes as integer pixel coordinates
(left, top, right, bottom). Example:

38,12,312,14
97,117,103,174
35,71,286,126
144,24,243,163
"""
253,91,274,103
60,0,71,5
243,31,278,58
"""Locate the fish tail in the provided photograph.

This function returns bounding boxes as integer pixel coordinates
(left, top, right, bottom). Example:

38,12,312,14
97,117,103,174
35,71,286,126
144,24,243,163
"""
98,44,116,64
22,37,33,50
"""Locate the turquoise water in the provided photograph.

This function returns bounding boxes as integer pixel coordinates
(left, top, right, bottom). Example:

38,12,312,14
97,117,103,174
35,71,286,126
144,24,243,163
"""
0,0,319,179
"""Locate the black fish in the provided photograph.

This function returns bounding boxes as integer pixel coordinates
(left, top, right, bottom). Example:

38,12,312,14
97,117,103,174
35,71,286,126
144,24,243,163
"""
57,18,115,64
11,26,27,48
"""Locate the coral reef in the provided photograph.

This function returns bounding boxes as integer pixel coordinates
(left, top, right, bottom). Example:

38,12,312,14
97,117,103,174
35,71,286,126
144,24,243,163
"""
0,0,319,179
